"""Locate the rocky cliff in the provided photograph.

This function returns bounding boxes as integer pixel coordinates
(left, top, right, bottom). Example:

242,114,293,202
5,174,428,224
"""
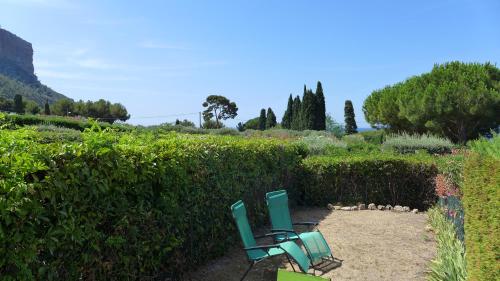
0,27,35,75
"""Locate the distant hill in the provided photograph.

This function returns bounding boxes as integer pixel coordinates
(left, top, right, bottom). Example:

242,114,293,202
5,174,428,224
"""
0,27,68,105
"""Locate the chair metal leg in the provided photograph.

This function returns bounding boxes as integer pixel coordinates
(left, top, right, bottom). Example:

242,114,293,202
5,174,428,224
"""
240,262,255,281
285,254,296,272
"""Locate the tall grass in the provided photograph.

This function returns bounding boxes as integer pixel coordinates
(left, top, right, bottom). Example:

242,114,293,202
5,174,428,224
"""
383,133,454,154
427,206,467,281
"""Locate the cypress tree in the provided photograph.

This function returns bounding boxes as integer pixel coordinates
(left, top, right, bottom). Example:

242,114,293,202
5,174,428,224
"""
291,95,302,130
301,88,316,130
266,107,277,129
282,94,293,129
315,81,326,130
13,94,24,114
44,99,51,115
258,108,267,130
344,100,358,134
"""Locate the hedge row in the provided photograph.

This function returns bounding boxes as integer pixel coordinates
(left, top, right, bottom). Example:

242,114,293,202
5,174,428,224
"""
463,138,499,281
0,129,306,280
297,155,438,209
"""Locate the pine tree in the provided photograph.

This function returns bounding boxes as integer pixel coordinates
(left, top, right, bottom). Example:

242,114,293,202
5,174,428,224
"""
266,107,277,129
281,94,293,129
315,81,326,130
13,94,24,114
44,99,51,115
291,95,302,130
344,100,358,134
301,88,316,130
258,108,267,130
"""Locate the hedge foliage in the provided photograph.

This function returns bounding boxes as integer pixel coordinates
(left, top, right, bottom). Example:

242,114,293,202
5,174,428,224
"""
0,128,306,280
463,136,500,281
297,154,438,209
382,133,454,154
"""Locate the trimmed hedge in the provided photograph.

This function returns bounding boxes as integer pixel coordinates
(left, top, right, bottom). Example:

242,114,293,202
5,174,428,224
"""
463,140,499,281
297,154,438,209
0,129,306,280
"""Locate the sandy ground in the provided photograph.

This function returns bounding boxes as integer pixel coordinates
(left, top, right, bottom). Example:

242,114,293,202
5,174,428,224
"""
186,208,435,281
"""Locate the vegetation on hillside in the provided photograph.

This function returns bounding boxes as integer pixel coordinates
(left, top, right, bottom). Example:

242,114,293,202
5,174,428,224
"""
0,73,66,105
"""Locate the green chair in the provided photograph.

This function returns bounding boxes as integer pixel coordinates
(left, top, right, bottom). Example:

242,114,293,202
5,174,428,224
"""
231,200,312,281
265,190,339,270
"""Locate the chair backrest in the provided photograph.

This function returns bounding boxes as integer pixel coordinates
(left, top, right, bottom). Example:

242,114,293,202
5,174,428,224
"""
231,200,257,251
266,190,294,231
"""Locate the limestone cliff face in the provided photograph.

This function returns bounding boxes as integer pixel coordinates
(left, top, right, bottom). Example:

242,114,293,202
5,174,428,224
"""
0,27,34,76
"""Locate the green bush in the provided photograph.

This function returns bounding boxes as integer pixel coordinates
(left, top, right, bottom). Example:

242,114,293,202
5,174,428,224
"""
296,135,346,155
358,130,386,144
427,206,467,281
383,133,454,154
0,128,306,280
462,136,499,281
297,154,438,209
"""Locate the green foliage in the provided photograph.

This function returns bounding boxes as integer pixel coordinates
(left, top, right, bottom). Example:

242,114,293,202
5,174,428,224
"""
301,88,316,130
174,119,195,127
291,95,302,130
363,62,500,143
0,128,305,280
243,117,259,130
266,107,277,129
383,133,454,154
282,94,293,129
259,108,267,130
358,130,386,144
298,154,438,209
325,113,344,138
314,81,326,130
296,135,346,156
344,100,357,134
51,99,130,123
13,94,24,113
462,135,499,281
202,118,225,129
202,95,238,127
236,122,245,132
468,133,500,157
24,100,41,115
44,100,50,115
427,206,467,281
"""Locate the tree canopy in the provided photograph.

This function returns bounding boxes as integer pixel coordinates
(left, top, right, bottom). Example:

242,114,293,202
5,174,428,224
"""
344,100,358,134
258,108,267,130
266,107,277,129
281,82,326,131
363,62,500,142
202,95,238,128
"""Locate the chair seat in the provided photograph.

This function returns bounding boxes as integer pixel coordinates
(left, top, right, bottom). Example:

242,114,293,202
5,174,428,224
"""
275,231,332,264
248,246,285,261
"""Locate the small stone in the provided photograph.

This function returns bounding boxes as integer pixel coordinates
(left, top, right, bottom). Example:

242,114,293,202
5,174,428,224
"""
402,206,411,212
425,225,433,232
412,208,419,214
386,204,393,210
358,203,366,210
377,205,385,210
394,205,404,212
350,206,358,211
327,203,334,210
334,205,342,210
368,203,377,210
340,207,351,211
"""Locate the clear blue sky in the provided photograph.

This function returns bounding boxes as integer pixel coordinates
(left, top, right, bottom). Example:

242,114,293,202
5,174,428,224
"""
1,0,499,127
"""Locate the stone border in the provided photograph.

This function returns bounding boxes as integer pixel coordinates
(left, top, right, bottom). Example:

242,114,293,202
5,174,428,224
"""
327,203,418,214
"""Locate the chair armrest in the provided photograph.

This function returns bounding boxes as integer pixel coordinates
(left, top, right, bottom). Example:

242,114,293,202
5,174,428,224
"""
255,232,290,240
293,221,319,226
270,228,300,237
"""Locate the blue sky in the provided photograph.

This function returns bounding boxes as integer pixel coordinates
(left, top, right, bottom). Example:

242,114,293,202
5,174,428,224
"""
1,0,499,127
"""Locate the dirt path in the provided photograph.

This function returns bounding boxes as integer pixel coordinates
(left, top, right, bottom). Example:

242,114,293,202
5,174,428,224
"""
187,208,435,281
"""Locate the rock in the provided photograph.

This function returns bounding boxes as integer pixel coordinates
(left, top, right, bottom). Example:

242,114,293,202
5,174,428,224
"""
368,203,377,210
386,204,393,210
425,225,433,232
327,203,334,210
393,205,404,212
350,206,358,211
334,205,342,210
340,207,352,211
377,205,385,210
402,206,411,212
358,203,366,210
412,208,419,214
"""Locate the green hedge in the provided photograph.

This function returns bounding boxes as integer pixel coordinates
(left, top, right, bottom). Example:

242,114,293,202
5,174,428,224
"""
383,133,454,154
297,154,438,209
463,137,499,281
0,128,305,280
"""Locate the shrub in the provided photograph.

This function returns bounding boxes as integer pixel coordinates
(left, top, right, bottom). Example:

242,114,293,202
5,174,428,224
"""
296,135,346,155
427,206,467,281
0,128,306,280
297,154,438,209
383,133,454,154
358,130,386,144
462,135,499,281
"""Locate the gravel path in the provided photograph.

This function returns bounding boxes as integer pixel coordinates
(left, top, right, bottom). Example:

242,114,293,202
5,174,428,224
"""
187,208,435,281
